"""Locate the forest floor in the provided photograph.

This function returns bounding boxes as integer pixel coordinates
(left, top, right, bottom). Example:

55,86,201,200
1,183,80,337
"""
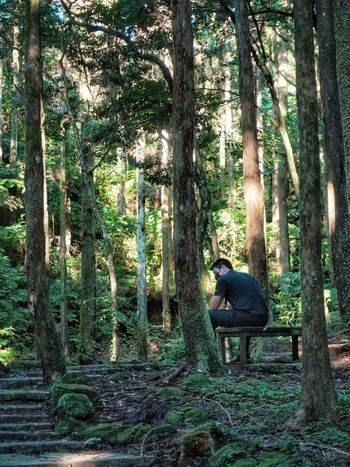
2,331,350,466
79,330,350,466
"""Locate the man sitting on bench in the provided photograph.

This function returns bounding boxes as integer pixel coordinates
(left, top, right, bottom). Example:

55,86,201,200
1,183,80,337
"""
209,258,268,361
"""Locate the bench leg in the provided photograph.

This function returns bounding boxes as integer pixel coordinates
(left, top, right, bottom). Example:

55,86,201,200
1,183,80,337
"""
240,335,248,365
292,335,299,360
217,336,226,363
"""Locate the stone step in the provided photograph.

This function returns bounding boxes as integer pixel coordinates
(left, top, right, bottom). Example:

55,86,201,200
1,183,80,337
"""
0,440,83,454
0,450,148,466
0,422,53,431
0,430,60,441
0,377,45,389
0,390,48,402
0,403,45,413
0,413,50,424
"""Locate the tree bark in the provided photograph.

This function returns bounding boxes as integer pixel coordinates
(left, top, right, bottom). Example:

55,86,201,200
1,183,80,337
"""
161,129,171,332
274,36,290,276
333,0,350,208
60,131,69,360
137,134,148,361
317,0,350,322
292,0,336,424
172,0,224,373
24,0,65,382
235,0,269,301
78,135,96,364
0,58,3,165
10,24,19,168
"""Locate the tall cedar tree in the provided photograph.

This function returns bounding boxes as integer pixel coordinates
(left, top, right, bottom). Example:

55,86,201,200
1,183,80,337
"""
24,0,65,381
78,136,96,364
333,0,350,212
316,0,350,321
235,0,269,300
172,0,224,373
292,0,336,424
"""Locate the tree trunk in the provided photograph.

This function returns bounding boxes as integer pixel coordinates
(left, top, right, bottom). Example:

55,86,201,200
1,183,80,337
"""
291,0,336,425
172,0,224,373
274,35,291,276
24,0,65,382
278,155,291,275
60,132,69,360
137,134,148,361
235,0,269,301
317,0,350,322
116,152,127,215
195,144,220,270
250,40,300,197
10,24,19,168
161,129,171,332
78,136,96,364
333,0,350,208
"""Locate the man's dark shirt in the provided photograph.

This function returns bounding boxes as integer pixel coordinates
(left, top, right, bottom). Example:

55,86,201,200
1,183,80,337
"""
214,269,268,317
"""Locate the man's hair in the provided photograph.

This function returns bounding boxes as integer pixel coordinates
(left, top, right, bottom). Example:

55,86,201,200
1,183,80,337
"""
211,258,233,270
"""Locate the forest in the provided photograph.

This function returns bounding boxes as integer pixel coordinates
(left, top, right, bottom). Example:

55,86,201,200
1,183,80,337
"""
1,0,350,465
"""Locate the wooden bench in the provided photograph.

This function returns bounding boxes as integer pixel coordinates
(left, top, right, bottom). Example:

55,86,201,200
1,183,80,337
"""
216,326,302,365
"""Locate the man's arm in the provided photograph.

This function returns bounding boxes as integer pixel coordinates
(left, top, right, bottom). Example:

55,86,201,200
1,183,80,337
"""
210,295,223,309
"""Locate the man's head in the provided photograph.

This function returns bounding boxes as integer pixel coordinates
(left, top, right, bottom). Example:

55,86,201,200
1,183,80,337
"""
211,258,233,279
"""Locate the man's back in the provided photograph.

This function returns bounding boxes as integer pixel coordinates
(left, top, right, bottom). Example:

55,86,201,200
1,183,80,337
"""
215,269,268,317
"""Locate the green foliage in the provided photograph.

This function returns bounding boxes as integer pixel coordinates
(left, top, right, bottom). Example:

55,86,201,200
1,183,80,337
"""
57,393,95,420
0,249,32,359
271,272,301,325
0,327,18,364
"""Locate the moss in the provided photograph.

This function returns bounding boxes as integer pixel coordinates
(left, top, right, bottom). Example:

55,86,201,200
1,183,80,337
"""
57,393,94,420
232,459,258,467
108,422,152,445
61,373,89,385
164,405,210,427
208,443,253,466
257,452,297,466
51,382,98,407
182,372,212,392
55,417,85,435
110,371,135,382
150,422,177,441
78,423,117,441
150,387,185,400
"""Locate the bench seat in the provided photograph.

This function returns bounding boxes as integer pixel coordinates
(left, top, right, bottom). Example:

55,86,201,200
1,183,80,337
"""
216,326,302,365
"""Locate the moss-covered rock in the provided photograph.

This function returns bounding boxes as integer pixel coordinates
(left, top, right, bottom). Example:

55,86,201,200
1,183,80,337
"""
181,422,219,459
51,383,98,407
57,393,94,420
164,405,211,427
